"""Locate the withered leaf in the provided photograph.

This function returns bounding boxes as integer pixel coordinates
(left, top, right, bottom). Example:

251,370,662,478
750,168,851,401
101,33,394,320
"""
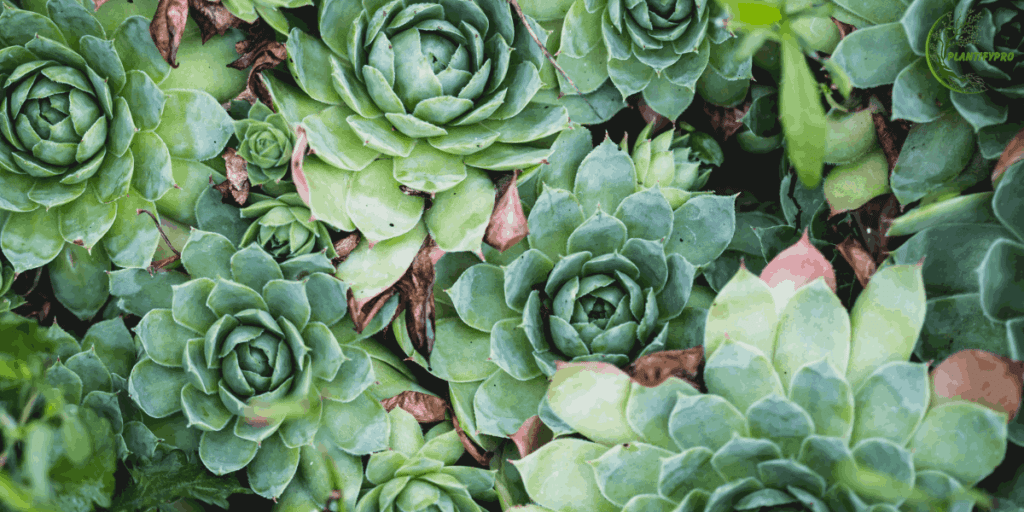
347,288,400,335
332,232,360,264
931,349,1024,423
626,347,704,390
150,0,189,67
213,148,250,206
484,170,528,252
227,19,286,109
189,0,245,43
853,194,900,263
832,17,856,39
394,238,437,357
993,126,1024,184
510,415,553,459
836,236,877,288
703,99,750,141
381,391,447,423
451,411,492,466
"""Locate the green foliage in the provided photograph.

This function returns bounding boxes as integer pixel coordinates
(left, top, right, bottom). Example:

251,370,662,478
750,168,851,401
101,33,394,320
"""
0,0,234,319
888,159,1024,445
355,408,497,512
514,256,1006,512
111,450,250,511
240,192,338,260
0,312,158,512
412,137,736,443
234,101,296,186
124,229,390,499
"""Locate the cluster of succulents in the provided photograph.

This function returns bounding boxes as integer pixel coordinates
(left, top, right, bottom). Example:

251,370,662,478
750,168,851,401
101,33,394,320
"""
515,244,1008,512
2,0,1023,510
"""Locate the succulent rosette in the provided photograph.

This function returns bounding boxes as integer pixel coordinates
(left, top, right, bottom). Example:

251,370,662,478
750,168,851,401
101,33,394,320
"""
353,407,498,512
513,242,1008,512
885,158,1024,445
831,0,1023,162
0,0,234,318
126,229,390,499
521,122,723,209
240,192,338,260
235,101,295,186
518,0,753,121
401,138,735,448
268,0,570,299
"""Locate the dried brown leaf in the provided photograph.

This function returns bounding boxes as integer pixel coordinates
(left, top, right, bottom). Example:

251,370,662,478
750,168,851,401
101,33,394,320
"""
836,236,877,288
484,170,528,252
394,238,437,356
931,349,1024,422
993,126,1024,184
510,415,553,459
853,194,900,263
332,232,360,264
188,0,245,43
213,148,250,206
703,100,750,141
832,17,856,39
347,288,400,334
450,411,492,466
149,0,188,67
227,20,286,109
381,391,447,423
626,347,704,390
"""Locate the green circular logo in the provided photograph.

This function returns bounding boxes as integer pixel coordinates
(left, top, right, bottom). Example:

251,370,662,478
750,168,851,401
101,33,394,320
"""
925,10,987,94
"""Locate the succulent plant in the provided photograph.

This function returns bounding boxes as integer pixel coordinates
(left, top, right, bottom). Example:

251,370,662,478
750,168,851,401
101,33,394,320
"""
0,0,234,265
0,0,234,318
266,0,570,300
886,158,1024,444
0,237,24,313
831,0,1023,153
518,0,753,120
234,101,295,186
239,192,339,260
513,241,1008,512
220,0,310,36
354,407,497,512
125,229,390,499
1,312,153,511
521,122,723,210
401,137,735,446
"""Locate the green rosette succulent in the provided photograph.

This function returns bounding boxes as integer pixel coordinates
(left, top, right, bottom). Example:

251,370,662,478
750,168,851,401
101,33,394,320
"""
354,407,498,512
513,253,1008,512
268,0,570,300
885,158,1024,445
830,0,1023,164
235,101,295,186
0,0,234,318
125,229,390,500
521,122,723,209
518,0,753,120
240,192,339,260
403,137,735,447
